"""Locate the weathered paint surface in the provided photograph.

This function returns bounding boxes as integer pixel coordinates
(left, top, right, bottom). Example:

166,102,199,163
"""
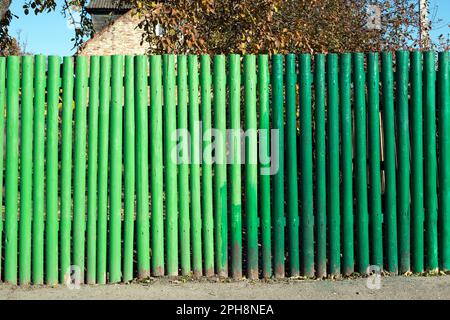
0,52,448,285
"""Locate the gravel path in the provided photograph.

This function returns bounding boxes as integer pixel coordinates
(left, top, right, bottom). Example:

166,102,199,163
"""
1,275,449,300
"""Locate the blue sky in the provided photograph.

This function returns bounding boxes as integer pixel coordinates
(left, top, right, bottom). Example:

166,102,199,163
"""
8,0,450,56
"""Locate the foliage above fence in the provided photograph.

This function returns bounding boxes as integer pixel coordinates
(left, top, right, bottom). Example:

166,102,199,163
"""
0,51,449,286
2,0,448,55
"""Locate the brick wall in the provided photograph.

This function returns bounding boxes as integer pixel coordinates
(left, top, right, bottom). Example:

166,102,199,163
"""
78,11,150,56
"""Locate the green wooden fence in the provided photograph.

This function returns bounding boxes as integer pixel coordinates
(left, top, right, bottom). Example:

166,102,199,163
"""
0,52,449,286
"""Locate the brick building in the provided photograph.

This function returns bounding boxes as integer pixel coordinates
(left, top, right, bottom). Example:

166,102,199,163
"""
78,0,150,56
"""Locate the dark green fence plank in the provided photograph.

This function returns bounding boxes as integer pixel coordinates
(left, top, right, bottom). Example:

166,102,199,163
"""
439,51,450,271
340,53,354,276
424,51,438,272
272,54,285,278
381,52,398,274
354,53,369,274
258,54,272,279
397,51,411,274
368,52,383,269
286,54,299,277
314,54,327,278
327,53,340,276
411,51,424,273
300,54,314,278
244,55,259,279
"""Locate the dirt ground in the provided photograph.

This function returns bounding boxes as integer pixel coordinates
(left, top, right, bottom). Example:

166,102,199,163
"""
0,275,449,300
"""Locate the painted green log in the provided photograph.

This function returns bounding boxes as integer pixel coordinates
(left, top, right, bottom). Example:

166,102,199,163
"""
327,53,340,276
200,55,214,277
109,55,124,283
381,52,398,274
244,55,259,279
272,54,285,278
229,54,242,279
97,56,111,284
163,54,179,277
258,54,272,278
0,57,5,282
87,56,100,284
45,55,61,285
60,56,74,284
213,55,228,277
32,55,46,285
300,54,314,278
178,55,191,276
367,52,383,269
314,54,327,278
4,56,20,284
353,53,369,274
73,56,89,284
18,55,34,285
150,55,165,276
135,55,150,278
340,53,354,276
439,51,450,271
396,51,411,274
123,55,136,282
410,51,424,273
188,55,202,277
286,54,299,277
423,51,438,272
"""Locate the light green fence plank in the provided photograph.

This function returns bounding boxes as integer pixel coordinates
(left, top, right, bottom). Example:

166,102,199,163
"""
97,56,111,284
135,55,150,278
60,56,74,284
5,56,20,284
73,56,89,284
32,55,46,285
18,55,34,285
213,55,228,277
123,55,136,282
87,56,100,284
109,55,124,283
45,55,61,285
